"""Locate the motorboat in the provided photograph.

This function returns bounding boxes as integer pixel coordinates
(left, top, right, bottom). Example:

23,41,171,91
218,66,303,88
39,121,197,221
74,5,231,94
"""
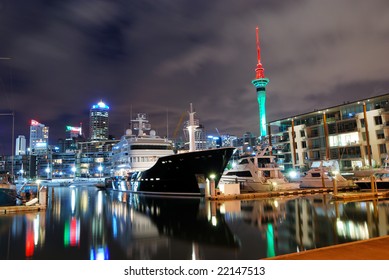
354,168,389,189
68,177,105,187
300,160,353,188
220,146,299,192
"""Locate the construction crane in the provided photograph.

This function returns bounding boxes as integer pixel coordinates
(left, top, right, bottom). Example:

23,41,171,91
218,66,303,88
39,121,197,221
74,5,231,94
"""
172,111,186,140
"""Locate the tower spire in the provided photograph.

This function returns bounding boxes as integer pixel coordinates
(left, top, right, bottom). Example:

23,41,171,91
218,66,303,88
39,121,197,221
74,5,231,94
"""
255,26,265,79
251,26,269,138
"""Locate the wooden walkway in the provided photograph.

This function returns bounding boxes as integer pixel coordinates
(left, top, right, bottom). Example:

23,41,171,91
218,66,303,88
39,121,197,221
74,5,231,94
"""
207,186,359,201
266,235,389,260
0,204,46,215
333,190,389,201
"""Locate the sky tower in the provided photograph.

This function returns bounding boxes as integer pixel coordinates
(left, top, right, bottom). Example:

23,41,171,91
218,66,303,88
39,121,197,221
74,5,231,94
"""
251,26,269,138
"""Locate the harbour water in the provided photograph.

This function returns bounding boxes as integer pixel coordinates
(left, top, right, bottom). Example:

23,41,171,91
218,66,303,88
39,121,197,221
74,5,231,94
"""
1,186,389,260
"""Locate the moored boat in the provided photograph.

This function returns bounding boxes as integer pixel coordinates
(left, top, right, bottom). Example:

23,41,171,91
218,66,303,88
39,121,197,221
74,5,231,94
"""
354,168,389,189
300,160,353,188
220,146,299,192
110,108,235,196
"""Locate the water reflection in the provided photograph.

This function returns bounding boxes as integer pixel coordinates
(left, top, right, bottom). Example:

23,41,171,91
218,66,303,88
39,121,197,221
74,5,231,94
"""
1,186,389,260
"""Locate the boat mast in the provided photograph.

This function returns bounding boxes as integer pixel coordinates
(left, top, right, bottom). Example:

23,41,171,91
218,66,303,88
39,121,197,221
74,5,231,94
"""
187,103,198,152
132,113,150,137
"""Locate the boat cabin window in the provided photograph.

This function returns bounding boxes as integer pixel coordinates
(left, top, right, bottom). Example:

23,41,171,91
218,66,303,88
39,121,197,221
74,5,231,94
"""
257,158,271,167
376,173,389,179
225,171,252,177
130,145,172,150
311,173,321,177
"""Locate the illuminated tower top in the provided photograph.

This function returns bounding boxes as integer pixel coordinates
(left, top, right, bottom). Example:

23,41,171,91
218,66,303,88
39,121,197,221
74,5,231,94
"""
255,26,265,79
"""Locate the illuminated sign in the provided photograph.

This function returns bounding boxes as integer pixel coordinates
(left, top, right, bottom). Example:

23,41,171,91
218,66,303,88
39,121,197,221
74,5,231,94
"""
66,126,82,132
31,120,41,126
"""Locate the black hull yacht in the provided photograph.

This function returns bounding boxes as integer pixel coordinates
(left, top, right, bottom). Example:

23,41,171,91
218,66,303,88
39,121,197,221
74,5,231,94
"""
127,147,235,196
109,106,235,196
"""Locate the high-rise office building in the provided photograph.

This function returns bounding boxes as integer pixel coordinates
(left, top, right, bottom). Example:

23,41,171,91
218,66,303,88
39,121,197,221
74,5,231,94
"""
89,101,109,141
15,135,26,155
29,120,49,154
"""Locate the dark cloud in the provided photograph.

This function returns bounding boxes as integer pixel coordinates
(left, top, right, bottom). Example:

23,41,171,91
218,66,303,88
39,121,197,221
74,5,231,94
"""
0,0,389,154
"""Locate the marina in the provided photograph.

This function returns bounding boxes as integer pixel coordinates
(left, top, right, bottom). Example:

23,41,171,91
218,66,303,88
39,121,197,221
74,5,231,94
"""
0,4,388,266
1,184,389,260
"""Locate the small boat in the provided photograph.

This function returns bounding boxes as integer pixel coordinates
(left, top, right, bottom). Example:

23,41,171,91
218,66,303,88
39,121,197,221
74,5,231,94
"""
300,160,353,188
220,146,299,192
354,168,389,189
68,177,105,187
95,177,112,189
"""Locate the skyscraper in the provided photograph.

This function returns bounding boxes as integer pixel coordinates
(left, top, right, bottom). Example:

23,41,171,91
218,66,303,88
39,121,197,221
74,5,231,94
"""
251,26,269,138
15,135,26,155
29,120,49,154
89,100,109,141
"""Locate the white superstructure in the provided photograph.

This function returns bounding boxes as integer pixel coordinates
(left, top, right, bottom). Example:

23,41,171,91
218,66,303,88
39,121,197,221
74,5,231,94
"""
111,113,174,176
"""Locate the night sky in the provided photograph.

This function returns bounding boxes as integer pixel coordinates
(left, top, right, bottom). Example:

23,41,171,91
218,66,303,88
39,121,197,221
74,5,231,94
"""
1,0,389,154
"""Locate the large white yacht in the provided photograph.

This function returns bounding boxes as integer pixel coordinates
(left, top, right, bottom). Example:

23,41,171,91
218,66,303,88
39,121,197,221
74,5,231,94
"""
111,113,174,178
110,111,234,195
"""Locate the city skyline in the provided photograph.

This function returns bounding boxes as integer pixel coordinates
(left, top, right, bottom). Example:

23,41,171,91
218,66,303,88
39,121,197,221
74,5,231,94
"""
1,1,389,154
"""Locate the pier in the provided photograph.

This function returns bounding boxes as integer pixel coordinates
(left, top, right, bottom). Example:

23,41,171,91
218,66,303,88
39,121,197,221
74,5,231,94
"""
0,184,48,215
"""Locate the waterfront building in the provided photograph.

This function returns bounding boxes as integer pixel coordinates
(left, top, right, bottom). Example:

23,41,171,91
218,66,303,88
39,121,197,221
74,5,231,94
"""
269,93,389,172
251,27,269,138
76,139,119,178
0,154,35,179
89,100,109,141
29,120,49,155
15,135,26,155
51,151,76,178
